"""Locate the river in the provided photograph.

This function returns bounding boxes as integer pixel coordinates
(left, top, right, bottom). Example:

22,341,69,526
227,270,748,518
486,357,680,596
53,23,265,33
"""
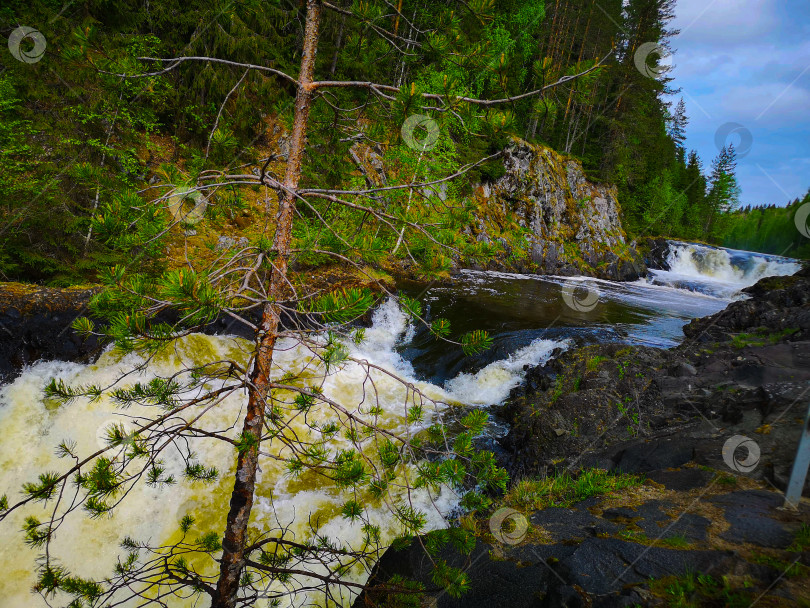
0,241,800,607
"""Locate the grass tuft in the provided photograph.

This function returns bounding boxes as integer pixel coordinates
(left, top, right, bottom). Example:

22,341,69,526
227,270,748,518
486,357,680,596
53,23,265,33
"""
661,534,690,548
505,468,643,510
586,355,609,371
789,523,810,552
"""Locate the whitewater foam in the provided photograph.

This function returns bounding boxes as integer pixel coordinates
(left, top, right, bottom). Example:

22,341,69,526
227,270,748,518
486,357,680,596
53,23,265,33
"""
0,298,564,608
649,242,801,299
444,338,566,405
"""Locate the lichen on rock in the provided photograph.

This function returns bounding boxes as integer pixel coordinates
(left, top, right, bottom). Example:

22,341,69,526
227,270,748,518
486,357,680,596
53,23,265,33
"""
471,139,646,280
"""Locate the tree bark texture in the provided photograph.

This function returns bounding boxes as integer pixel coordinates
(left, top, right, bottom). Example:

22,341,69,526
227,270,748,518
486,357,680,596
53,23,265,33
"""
211,1,322,606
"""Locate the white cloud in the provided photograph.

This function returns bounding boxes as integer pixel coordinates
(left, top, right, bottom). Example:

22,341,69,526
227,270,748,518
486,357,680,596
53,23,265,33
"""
666,0,810,204
673,0,779,45
720,81,810,124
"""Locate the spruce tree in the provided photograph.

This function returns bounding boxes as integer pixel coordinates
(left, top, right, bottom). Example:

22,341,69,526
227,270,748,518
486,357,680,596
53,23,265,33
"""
667,98,688,150
705,145,741,237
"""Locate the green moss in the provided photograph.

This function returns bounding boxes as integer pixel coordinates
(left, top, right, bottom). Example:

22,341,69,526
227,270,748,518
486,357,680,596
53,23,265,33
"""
731,327,798,349
650,572,756,607
750,552,808,578
614,346,635,358
660,534,691,549
716,473,737,486
618,529,649,543
789,523,810,552
549,375,566,404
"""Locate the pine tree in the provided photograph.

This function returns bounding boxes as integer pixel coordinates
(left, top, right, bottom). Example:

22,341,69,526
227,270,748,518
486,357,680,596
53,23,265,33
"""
0,2,609,607
705,144,741,237
708,145,741,212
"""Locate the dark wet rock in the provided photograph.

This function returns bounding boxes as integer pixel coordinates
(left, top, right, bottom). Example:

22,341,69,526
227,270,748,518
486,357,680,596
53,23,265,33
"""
640,237,672,270
709,490,797,549
555,537,731,595
355,539,558,608
358,486,809,608
358,528,733,608
530,506,619,541
0,282,102,383
669,361,697,377
614,439,696,474
662,513,712,542
684,263,810,342
646,467,714,491
357,531,732,608
601,500,710,542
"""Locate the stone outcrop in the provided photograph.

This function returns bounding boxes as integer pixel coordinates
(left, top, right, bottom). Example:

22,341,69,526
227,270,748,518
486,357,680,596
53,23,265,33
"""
684,269,810,342
639,236,672,270
470,140,646,281
499,264,810,496
357,484,809,608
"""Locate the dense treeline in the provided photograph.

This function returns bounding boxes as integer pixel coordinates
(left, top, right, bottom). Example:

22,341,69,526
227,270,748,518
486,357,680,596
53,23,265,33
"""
0,0,804,284
723,192,810,259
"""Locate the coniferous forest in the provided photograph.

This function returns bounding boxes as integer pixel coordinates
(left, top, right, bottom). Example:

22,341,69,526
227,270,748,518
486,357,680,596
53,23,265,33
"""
1,0,805,285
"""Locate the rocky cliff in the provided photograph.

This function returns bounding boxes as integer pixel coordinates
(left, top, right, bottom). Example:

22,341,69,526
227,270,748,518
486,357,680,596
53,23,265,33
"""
350,137,646,281
469,140,645,280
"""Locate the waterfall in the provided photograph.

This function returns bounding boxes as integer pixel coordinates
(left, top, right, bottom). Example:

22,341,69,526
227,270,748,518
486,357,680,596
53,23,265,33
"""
0,299,565,608
648,241,801,299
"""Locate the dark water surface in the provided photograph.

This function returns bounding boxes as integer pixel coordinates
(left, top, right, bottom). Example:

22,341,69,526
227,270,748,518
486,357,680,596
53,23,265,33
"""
396,242,801,386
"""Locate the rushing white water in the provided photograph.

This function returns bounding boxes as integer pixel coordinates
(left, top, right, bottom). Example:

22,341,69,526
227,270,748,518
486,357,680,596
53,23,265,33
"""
445,338,564,404
648,241,801,299
0,298,564,608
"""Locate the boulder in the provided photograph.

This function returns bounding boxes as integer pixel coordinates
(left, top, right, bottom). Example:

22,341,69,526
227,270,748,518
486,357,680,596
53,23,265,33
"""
0,282,101,382
470,139,647,281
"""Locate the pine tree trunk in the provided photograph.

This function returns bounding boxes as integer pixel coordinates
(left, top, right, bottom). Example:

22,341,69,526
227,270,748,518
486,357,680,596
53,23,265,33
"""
211,1,322,606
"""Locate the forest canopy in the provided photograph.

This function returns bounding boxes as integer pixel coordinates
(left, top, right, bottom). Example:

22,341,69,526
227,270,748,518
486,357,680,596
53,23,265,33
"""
0,0,806,287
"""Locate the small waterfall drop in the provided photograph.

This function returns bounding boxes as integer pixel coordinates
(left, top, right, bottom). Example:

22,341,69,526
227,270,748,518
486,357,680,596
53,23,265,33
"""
648,241,801,299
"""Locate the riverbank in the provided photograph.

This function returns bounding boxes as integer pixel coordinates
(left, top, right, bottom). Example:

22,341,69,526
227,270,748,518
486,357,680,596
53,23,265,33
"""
357,264,810,608
499,265,810,493
0,263,398,382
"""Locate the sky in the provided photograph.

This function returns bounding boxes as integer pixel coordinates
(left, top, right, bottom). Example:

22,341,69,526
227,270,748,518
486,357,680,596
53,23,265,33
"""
667,0,810,207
